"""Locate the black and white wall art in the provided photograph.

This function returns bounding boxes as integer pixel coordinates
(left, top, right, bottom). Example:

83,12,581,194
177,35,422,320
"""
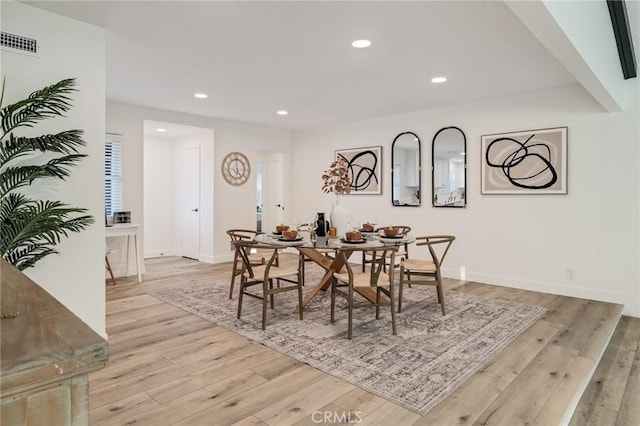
336,146,382,195
481,127,567,194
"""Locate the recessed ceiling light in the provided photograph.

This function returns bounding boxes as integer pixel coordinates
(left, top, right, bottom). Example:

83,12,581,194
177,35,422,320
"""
193,92,208,99
156,128,166,132
352,39,372,48
277,110,288,116
431,77,447,84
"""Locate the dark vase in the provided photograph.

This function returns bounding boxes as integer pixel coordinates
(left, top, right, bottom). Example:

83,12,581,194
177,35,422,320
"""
314,212,330,237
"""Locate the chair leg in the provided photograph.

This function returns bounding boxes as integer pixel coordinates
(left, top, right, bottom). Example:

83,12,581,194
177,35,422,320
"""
375,287,381,319
398,267,405,313
347,283,353,340
269,279,275,309
262,280,268,330
297,273,304,320
105,255,117,286
330,278,336,323
300,254,306,286
229,254,239,299
436,274,446,316
237,277,245,319
389,281,397,335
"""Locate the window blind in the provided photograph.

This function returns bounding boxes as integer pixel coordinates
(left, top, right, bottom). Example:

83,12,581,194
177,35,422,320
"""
105,137,123,219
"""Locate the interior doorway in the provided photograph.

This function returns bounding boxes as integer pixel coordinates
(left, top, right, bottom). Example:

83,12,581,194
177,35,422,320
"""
179,146,200,259
256,162,263,232
256,151,285,233
143,121,214,263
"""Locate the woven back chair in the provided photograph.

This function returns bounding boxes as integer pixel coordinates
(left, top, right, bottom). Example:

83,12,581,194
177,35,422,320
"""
227,229,266,299
398,235,455,315
332,246,399,340
362,225,411,272
234,240,303,330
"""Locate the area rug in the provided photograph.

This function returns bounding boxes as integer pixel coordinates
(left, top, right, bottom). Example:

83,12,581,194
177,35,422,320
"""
152,267,546,415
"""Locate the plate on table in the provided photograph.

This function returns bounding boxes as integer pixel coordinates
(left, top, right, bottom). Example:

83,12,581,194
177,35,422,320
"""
272,231,282,235
340,238,367,244
278,236,303,242
379,234,404,239
359,228,376,233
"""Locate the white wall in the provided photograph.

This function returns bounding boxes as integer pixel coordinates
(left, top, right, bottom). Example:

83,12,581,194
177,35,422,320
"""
107,102,292,266
144,135,179,258
1,2,106,335
291,84,640,317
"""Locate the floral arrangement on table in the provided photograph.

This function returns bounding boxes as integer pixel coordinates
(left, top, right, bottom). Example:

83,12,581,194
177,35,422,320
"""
321,157,351,195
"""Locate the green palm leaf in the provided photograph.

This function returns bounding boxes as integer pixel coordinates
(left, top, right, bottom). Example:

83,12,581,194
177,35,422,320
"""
1,130,85,164
4,244,58,271
1,78,76,138
1,195,94,270
0,154,88,197
0,78,94,270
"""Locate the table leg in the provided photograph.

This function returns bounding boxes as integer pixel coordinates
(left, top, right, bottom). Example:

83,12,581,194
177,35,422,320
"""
295,248,351,313
134,233,142,283
125,235,130,277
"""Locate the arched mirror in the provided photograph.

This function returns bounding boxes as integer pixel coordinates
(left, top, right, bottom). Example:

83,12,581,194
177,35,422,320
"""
391,132,421,207
432,127,466,207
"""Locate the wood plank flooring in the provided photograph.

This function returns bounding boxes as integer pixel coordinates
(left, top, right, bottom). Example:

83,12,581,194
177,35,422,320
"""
90,256,639,425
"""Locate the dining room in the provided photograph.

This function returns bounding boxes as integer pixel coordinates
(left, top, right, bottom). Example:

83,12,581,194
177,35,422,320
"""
2,0,639,424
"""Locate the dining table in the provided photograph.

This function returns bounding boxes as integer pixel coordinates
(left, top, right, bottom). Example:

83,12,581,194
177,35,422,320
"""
254,231,415,312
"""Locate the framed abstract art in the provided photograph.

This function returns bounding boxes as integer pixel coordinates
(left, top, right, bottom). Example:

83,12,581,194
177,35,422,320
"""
336,146,382,195
481,127,567,194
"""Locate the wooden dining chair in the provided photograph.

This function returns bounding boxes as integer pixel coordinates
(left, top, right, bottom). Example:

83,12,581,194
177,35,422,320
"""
234,240,303,330
361,225,411,272
105,250,117,286
332,246,398,339
227,229,266,299
397,235,455,315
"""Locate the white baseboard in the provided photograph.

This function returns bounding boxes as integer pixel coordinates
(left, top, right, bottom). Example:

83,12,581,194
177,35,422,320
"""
144,249,180,258
199,255,214,264
442,268,625,308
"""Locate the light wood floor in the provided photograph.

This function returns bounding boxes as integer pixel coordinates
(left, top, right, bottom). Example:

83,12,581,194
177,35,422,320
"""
92,256,639,425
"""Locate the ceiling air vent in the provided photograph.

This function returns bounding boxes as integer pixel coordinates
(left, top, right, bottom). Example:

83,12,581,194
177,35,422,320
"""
1,31,38,55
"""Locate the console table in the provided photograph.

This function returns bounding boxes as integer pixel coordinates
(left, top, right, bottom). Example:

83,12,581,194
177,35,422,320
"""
105,223,142,282
0,258,108,424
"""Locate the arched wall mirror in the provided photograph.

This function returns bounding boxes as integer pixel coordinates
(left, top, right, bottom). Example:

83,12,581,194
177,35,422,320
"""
432,127,466,208
391,131,421,207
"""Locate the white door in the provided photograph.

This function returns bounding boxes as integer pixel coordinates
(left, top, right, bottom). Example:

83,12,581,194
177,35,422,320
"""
261,152,285,232
180,146,200,259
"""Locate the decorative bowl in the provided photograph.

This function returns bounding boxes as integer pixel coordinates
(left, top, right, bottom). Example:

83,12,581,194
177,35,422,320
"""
276,225,289,233
283,230,298,240
345,231,362,241
383,226,399,237
362,223,375,232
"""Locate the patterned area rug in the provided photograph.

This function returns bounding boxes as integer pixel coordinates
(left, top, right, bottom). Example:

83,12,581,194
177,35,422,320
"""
153,267,546,415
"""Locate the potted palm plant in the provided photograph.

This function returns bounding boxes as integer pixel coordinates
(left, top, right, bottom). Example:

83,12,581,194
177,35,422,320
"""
0,78,94,271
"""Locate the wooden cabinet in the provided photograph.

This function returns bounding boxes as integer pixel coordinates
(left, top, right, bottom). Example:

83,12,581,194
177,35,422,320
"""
1,259,108,425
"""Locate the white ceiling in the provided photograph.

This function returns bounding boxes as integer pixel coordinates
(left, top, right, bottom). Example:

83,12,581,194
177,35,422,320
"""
23,1,587,130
